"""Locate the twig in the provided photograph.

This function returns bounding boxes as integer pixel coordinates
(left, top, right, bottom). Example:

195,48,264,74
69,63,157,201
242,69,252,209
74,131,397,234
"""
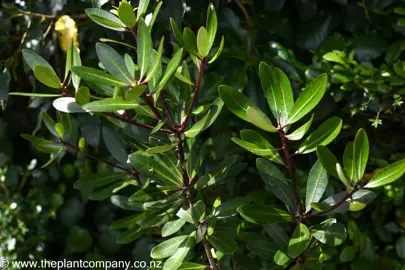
203,239,219,270
61,140,141,185
278,128,304,217
159,94,178,128
304,188,358,219
180,58,206,131
0,8,88,20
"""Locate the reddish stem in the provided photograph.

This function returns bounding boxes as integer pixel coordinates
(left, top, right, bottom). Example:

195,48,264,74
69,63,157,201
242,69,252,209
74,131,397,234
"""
180,58,206,131
159,94,178,128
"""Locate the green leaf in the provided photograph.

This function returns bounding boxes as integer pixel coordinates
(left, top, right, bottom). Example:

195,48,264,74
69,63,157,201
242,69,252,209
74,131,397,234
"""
71,66,127,87
162,219,186,237
71,44,82,90
274,246,293,267
144,37,164,83
336,163,352,189
33,66,61,89
137,18,152,80
321,189,376,214
197,27,209,57
246,106,278,132
83,99,140,112
207,231,237,254
365,160,405,188
176,208,194,224
353,129,369,183
343,142,356,182
151,235,188,259
125,85,147,101
305,160,328,212
206,3,218,52
65,43,73,80
219,85,277,132
96,43,133,84
202,97,224,131
236,129,284,164
41,148,63,168
9,92,62,98
183,28,199,56
102,127,129,165
394,7,405,15
316,146,339,179
163,234,196,270
36,143,64,153
285,114,314,141
178,262,206,270
75,86,90,106
237,204,292,224
288,224,311,258
129,151,183,187
42,112,59,137
116,227,143,244
396,235,405,259
170,18,185,47
339,245,357,263
286,74,328,125
85,8,125,31
208,35,224,64
53,97,87,113
147,1,162,30
263,224,289,247
155,48,183,93
257,158,295,213
118,0,136,28
297,117,342,154
146,144,176,154
247,240,278,259
137,0,150,20
184,115,208,138
311,222,347,246
212,197,250,219
55,123,64,138
124,54,135,78
110,213,145,229
259,62,294,126
22,49,53,71
78,137,85,152
74,172,128,193
21,134,54,145
191,200,206,222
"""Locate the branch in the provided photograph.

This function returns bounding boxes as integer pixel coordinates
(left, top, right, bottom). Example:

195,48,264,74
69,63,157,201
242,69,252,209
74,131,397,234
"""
0,8,87,20
278,128,304,216
203,239,219,270
304,188,359,219
61,140,141,185
180,58,206,131
145,95,178,133
160,94,178,128
104,112,173,134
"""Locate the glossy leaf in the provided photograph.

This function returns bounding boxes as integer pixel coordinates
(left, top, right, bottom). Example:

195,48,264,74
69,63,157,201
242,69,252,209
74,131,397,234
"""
116,227,143,244
85,8,125,31
144,37,164,83
206,231,237,254
146,144,176,154
191,200,206,222
321,189,377,214
53,97,87,113
155,48,183,93
247,240,278,259
343,142,356,182
286,74,328,125
353,129,369,183
118,0,136,28
75,86,90,106
137,18,152,80
9,92,62,98
102,127,129,165
151,235,188,259
285,114,314,141
206,3,217,52
311,221,347,246
71,66,127,87
129,151,183,187
42,112,59,137
162,219,186,237
208,35,224,64
264,224,289,247
22,49,53,71
288,224,311,258
36,143,64,153
183,28,199,56
257,158,295,213
237,204,293,224
316,146,339,179
71,44,82,90
96,43,133,84
33,66,61,89
219,85,277,132
137,0,150,20
83,99,139,112
365,160,405,188
163,234,196,270
297,117,342,154
336,163,352,189
197,27,209,57
259,62,294,125
305,160,328,212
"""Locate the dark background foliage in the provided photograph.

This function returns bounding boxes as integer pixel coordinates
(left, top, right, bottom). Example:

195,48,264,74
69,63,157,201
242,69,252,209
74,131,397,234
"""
1,0,405,269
